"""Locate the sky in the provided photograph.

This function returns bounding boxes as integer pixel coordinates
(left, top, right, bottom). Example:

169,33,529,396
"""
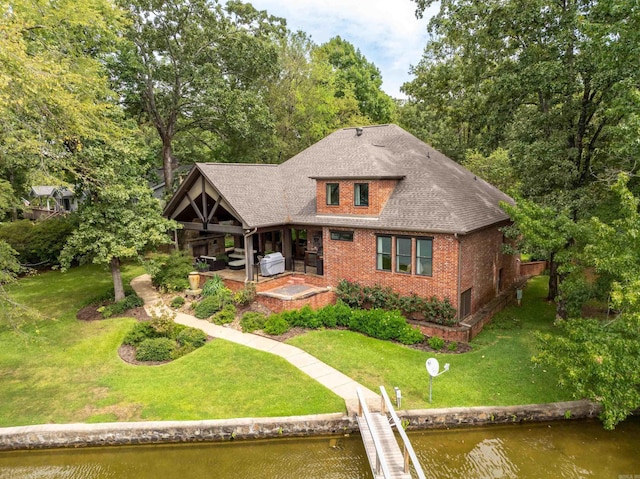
246,0,438,99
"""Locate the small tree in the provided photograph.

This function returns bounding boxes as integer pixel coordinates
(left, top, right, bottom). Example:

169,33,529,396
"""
60,142,177,301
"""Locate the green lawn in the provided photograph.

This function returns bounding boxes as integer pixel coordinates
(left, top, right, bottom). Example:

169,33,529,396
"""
0,264,344,427
2,267,569,427
287,276,570,409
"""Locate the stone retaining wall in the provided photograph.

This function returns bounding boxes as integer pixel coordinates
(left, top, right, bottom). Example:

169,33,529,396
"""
0,401,601,451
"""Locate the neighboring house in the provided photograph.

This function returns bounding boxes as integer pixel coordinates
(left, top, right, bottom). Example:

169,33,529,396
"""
163,124,519,320
28,186,78,214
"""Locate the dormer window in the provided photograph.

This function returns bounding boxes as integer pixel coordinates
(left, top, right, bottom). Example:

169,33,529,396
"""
326,183,339,205
354,183,369,207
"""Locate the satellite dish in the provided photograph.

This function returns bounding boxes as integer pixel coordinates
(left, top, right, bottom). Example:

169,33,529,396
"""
426,358,440,377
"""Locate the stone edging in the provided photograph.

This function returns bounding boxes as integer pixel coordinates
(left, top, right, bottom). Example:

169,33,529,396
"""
0,400,601,451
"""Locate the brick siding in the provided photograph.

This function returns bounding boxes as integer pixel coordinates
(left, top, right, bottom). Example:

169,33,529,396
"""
256,290,337,314
315,179,398,216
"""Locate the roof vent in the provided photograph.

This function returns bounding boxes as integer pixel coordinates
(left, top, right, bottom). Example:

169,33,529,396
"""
356,127,363,136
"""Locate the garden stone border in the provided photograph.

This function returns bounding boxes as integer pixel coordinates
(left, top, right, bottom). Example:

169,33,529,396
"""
0,400,601,451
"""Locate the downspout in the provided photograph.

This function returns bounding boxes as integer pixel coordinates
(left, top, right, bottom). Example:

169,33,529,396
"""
244,227,258,284
455,233,462,321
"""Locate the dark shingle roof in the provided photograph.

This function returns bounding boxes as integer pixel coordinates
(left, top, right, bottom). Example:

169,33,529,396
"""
195,124,512,234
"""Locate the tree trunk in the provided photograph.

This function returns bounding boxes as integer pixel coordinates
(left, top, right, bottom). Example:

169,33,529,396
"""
548,252,558,302
162,136,174,197
110,257,125,302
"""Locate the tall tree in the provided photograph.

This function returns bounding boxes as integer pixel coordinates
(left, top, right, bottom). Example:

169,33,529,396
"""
114,0,286,192
315,36,396,123
405,0,640,311
0,0,128,196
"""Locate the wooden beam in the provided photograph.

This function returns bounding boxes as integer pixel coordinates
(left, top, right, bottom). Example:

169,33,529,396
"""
207,195,221,223
201,177,207,222
180,222,244,235
185,192,204,222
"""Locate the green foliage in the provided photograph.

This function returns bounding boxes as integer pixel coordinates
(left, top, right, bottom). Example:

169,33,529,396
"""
233,283,256,305
263,314,291,336
427,336,445,351
0,240,21,285
336,279,457,325
462,148,517,194
447,341,458,352
211,304,237,325
240,312,267,333
122,321,157,346
176,328,207,349
146,251,193,292
193,291,231,320
0,218,76,267
170,296,185,309
135,337,176,362
558,276,591,319
150,313,178,337
536,313,640,430
201,275,226,297
100,293,144,318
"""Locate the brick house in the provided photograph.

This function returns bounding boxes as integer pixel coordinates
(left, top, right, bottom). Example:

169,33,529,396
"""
163,124,518,320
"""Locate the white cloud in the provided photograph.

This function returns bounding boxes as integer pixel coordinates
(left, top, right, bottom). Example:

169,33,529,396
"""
246,0,436,98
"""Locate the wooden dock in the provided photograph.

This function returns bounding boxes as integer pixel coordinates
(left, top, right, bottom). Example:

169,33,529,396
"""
356,387,426,479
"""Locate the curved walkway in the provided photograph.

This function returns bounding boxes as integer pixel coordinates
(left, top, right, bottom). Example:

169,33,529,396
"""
130,275,379,412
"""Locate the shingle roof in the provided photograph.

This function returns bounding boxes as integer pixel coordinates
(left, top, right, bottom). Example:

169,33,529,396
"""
194,124,513,234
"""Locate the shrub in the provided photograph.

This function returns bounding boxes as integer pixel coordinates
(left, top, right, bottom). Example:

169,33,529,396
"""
170,296,185,309
240,312,267,332
135,337,176,361
447,341,458,351
427,336,445,351
150,312,178,338
0,217,75,267
194,289,233,319
202,275,225,297
263,314,290,335
101,293,144,318
176,328,207,348
396,326,425,345
234,283,256,305
286,305,322,329
146,251,193,292
122,322,157,346
212,304,237,325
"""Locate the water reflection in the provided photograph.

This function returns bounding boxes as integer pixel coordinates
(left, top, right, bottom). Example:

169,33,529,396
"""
1,419,639,479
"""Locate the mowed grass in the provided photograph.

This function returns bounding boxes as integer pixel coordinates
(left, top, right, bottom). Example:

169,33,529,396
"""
0,264,344,427
287,276,570,409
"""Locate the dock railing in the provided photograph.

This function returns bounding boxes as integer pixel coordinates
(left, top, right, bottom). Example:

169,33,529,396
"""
356,388,394,479
379,386,427,479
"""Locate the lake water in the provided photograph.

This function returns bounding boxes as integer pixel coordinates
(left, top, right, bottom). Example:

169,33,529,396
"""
1,418,639,478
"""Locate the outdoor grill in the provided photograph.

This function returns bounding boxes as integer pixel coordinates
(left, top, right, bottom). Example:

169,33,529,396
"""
260,252,285,276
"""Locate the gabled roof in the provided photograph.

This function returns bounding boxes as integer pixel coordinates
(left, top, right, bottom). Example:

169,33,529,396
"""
166,124,513,235
30,186,57,198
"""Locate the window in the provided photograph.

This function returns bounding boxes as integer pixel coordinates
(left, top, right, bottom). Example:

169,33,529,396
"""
376,236,391,271
326,183,339,205
330,230,353,241
416,238,433,276
396,237,412,273
354,183,369,207
460,288,472,318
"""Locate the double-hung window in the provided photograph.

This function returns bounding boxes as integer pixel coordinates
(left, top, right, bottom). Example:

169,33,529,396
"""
376,236,392,271
326,183,339,205
354,183,369,207
396,237,412,273
416,238,433,276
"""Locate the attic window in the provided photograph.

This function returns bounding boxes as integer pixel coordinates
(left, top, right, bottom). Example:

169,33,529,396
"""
330,230,353,241
326,183,339,206
354,183,369,207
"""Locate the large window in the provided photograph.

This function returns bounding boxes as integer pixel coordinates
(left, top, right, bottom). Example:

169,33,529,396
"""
354,183,369,207
416,238,433,276
396,237,412,273
326,183,339,205
376,236,391,271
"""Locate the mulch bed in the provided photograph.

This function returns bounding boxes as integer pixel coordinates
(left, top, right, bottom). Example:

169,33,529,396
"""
76,305,151,321
409,340,472,354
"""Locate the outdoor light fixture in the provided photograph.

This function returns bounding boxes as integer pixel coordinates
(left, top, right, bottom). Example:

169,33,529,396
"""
394,387,402,409
426,358,450,403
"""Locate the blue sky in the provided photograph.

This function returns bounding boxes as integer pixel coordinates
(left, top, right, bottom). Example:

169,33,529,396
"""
246,0,438,99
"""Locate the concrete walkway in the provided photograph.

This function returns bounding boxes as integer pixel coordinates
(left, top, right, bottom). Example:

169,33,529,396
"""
130,275,379,412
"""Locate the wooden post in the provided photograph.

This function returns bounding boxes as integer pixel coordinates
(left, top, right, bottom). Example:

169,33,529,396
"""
404,444,410,473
